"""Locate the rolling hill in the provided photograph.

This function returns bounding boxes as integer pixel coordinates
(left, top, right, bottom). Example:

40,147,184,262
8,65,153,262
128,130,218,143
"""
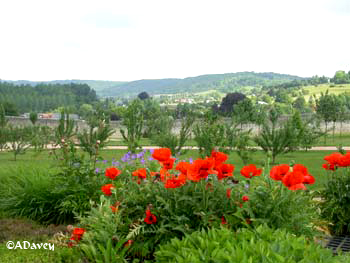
1,72,306,98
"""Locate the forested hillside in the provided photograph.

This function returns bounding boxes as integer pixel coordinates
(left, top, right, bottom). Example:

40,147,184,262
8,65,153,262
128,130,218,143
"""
99,72,305,97
0,82,97,114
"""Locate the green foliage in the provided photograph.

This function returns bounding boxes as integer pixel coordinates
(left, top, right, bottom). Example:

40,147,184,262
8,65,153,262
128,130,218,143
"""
79,174,246,260
0,81,97,113
151,111,195,155
76,196,129,263
193,112,227,157
77,113,114,158
54,109,77,144
120,99,144,153
29,112,38,125
101,72,304,97
247,174,317,237
0,160,106,225
6,125,33,161
30,125,53,153
0,104,8,151
155,226,348,263
318,170,350,235
254,108,295,164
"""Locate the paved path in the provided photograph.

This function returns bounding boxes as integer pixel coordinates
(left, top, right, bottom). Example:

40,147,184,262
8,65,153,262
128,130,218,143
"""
102,146,350,151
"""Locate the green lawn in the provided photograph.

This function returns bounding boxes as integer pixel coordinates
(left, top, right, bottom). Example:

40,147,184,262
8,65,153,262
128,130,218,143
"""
107,133,350,148
0,149,335,191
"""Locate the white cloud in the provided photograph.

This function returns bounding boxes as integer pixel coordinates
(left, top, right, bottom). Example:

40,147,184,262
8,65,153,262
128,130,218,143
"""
0,0,349,81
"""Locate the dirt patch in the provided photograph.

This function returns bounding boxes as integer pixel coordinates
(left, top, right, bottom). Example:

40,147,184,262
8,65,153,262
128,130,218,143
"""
0,218,68,243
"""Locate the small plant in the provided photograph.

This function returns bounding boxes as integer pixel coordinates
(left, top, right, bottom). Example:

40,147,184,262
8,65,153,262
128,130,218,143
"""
193,111,227,157
254,107,295,164
319,152,350,235
0,104,8,151
6,125,32,161
29,112,38,125
77,116,114,159
151,111,194,155
155,226,348,263
120,99,144,153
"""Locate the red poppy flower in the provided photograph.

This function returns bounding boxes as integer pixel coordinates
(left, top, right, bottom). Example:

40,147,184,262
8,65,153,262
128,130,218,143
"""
161,158,176,170
211,150,228,166
226,188,231,199
339,152,350,167
293,164,315,185
240,164,262,179
152,148,172,162
132,168,147,180
164,174,186,188
282,171,305,190
216,163,235,180
324,152,343,169
105,167,122,180
270,164,290,181
221,216,227,225
176,161,190,176
110,201,120,213
187,157,217,181
322,163,336,171
242,196,249,202
144,209,157,224
124,240,134,247
71,228,85,241
101,184,115,196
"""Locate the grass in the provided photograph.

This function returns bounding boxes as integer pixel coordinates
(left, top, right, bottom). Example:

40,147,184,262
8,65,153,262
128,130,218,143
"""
303,83,350,100
0,149,334,191
107,133,350,147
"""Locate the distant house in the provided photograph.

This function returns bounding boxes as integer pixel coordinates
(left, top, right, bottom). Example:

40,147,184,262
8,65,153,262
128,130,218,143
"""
37,113,80,120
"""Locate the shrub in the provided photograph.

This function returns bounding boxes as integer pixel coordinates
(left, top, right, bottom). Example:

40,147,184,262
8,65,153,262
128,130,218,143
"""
319,152,350,235
0,160,106,225
120,99,144,153
155,225,349,263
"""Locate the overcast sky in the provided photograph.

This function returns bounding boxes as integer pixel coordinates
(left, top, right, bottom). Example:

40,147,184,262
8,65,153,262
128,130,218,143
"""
0,0,349,81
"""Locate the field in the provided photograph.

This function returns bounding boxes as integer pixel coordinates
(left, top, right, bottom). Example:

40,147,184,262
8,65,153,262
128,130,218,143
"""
303,83,350,100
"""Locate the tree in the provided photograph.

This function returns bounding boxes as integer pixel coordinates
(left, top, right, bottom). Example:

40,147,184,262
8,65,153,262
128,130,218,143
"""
254,108,295,164
293,97,307,112
29,112,38,125
332,70,350,84
315,91,340,143
219,92,246,115
120,99,144,153
232,98,255,128
138,91,150,100
6,125,32,161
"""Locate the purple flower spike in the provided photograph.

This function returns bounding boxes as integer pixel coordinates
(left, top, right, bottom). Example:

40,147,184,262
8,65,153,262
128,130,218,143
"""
103,160,108,164
141,159,145,164
189,158,193,164
95,168,100,174
149,149,155,154
148,157,154,161
131,154,137,160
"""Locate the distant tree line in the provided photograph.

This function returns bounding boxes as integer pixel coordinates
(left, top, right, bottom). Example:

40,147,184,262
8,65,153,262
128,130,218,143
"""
0,82,97,115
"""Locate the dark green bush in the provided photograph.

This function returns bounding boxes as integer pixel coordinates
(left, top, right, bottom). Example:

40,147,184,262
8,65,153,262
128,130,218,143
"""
318,171,350,235
247,174,317,237
155,225,349,263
